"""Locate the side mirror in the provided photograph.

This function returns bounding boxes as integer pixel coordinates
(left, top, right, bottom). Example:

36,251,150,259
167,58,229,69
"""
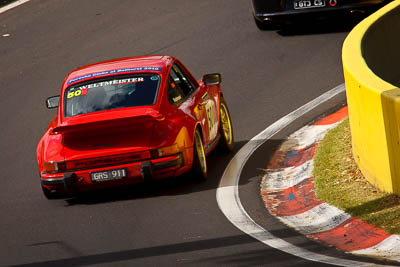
46,96,60,109
203,73,221,86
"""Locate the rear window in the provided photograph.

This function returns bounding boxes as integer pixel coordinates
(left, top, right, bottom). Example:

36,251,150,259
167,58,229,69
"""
64,74,160,117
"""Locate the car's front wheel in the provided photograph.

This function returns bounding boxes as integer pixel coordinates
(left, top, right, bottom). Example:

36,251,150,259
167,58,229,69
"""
192,129,207,180
218,98,234,152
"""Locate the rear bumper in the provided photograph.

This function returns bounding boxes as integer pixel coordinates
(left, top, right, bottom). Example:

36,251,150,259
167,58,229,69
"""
253,1,390,23
41,153,185,193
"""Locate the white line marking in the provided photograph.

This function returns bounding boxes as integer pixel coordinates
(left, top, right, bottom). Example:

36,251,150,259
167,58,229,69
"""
216,83,395,266
0,0,30,14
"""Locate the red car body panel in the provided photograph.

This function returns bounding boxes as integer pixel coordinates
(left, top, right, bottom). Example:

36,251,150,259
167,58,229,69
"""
36,56,225,194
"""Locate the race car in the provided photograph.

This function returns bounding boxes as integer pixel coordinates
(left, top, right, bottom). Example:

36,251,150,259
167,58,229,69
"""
37,56,234,199
252,0,392,30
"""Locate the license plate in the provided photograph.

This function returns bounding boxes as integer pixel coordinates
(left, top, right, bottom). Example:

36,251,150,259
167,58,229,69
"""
294,0,325,9
91,168,127,182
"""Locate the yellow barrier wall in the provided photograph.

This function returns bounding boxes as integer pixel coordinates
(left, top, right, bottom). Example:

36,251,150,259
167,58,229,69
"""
343,0,400,194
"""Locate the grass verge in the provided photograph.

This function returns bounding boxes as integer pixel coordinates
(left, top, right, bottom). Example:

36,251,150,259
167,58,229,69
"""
313,118,400,234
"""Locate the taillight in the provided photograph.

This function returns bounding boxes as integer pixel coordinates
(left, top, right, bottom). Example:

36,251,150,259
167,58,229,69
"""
150,144,179,158
43,161,66,172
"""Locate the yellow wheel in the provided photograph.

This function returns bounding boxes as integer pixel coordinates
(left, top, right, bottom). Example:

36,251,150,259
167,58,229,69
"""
218,98,234,152
192,129,207,180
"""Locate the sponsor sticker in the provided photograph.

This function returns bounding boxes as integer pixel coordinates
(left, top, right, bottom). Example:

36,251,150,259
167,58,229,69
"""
67,67,162,85
67,77,144,99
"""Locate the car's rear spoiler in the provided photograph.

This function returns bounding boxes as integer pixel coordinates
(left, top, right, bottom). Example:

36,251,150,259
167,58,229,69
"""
51,112,164,135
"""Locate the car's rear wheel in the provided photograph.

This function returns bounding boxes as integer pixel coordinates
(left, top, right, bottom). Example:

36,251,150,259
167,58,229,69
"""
42,186,59,199
254,16,278,31
192,129,207,180
218,98,234,152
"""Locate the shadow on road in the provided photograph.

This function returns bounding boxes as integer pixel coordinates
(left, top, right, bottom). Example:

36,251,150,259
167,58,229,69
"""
61,138,284,206
275,14,368,36
12,230,333,267
11,233,302,267
14,228,394,267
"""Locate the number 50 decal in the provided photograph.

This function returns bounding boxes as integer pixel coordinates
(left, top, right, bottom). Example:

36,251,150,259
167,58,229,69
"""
205,101,218,140
67,88,88,99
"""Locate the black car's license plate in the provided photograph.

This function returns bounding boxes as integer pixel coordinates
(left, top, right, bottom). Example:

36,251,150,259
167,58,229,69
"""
91,168,127,182
294,0,325,9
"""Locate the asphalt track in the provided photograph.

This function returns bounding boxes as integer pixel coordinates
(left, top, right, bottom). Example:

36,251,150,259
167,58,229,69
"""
0,1,387,266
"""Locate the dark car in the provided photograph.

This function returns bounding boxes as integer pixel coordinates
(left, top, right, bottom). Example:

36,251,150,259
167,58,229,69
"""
252,0,392,30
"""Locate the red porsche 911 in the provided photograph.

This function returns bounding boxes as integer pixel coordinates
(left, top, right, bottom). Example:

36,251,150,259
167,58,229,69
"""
37,56,234,199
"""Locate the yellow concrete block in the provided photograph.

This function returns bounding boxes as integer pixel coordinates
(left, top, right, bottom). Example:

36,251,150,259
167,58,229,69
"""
342,0,400,194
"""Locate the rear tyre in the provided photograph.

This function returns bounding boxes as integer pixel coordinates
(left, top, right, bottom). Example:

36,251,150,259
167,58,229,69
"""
192,129,208,180
218,98,234,152
254,16,278,31
42,186,59,200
